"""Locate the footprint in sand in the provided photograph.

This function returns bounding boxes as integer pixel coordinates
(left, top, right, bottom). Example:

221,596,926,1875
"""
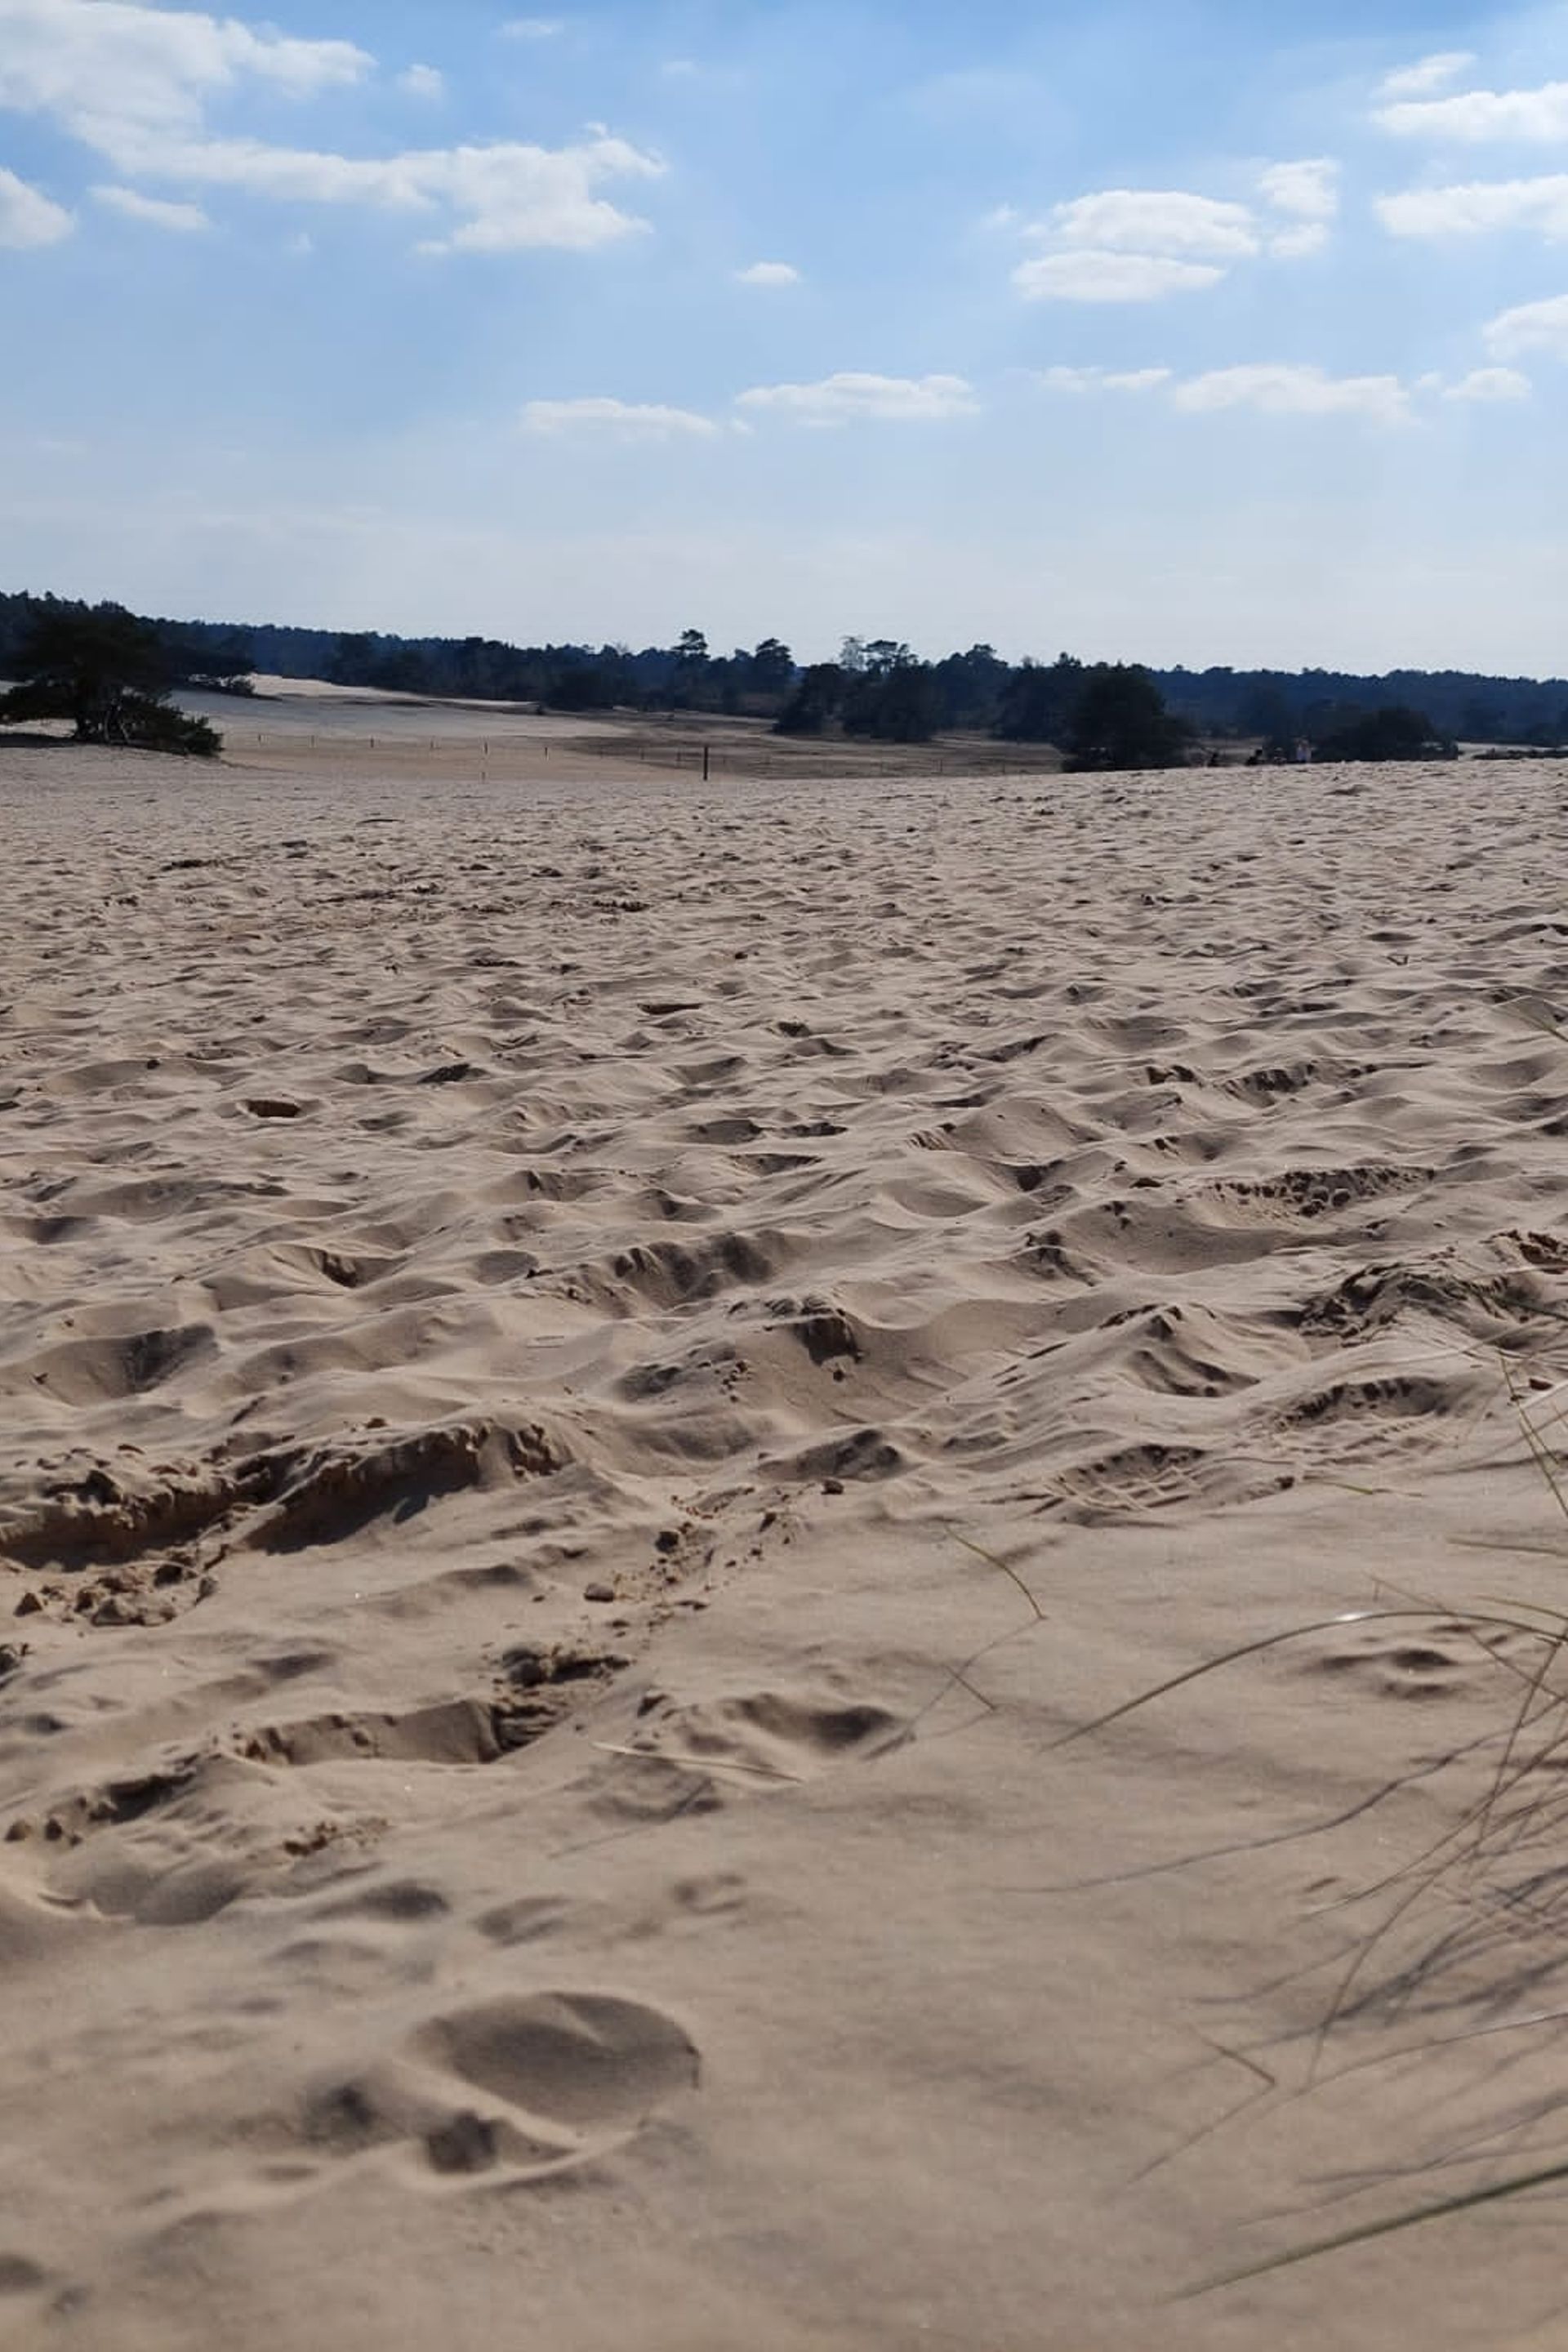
1299,1617,1535,1703
287,1992,699,2191
0,2253,50,2301
594,1685,906,1813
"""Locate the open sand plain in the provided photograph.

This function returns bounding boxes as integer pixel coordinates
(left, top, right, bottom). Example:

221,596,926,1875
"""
2,698,1568,2350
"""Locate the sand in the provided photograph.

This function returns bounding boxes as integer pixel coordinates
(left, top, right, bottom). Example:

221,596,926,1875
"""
2,704,1567,2350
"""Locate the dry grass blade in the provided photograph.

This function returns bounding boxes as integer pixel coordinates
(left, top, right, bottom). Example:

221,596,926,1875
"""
1188,2152,1568,2295
588,1741,804,1783
1462,1365,1568,1860
1048,1609,1563,1753
1507,1358,1568,1526
1187,1359,1568,2282
945,1529,1049,1623
904,1530,1050,1743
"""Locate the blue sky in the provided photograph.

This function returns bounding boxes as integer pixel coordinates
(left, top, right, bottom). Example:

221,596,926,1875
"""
4,0,1568,670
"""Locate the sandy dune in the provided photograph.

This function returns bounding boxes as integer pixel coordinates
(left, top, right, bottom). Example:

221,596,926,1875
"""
2,719,1567,2350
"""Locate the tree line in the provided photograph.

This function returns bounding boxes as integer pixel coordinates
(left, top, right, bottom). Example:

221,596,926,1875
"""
5,590,1567,765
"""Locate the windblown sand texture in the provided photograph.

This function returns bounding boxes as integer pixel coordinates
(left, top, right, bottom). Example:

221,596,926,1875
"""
2,707,1568,2351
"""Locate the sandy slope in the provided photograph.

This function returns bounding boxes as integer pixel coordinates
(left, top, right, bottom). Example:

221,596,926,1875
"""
1,726,1567,2350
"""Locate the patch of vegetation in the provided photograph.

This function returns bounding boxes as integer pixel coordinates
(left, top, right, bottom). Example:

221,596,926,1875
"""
0,603,221,755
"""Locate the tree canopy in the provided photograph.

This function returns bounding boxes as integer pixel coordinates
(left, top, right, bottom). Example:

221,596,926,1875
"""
1063,664,1192,772
837,641,940,742
1,603,221,755
1312,705,1452,762
773,641,942,742
995,655,1085,744
775,662,845,737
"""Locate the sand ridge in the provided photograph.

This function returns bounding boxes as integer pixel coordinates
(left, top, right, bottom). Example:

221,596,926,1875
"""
1,733,1567,2347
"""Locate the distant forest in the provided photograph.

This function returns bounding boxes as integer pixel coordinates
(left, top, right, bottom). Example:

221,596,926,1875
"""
4,589,1567,748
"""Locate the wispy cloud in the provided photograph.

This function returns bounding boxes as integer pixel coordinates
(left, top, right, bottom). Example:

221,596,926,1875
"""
735,260,800,287
1486,292,1568,360
91,183,209,232
1378,175,1568,241
1045,189,1258,257
398,64,444,100
1377,80,1568,141
1444,366,1530,402
1173,364,1409,421
1042,361,1410,422
500,17,564,38
0,0,654,255
521,396,719,439
1257,163,1339,258
1014,249,1223,301
93,131,662,254
1013,172,1334,304
1039,365,1171,394
0,0,370,138
737,372,978,424
1258,158,1339,220
1267,223,1329,258
1377,52,1477,101
0,160,70,246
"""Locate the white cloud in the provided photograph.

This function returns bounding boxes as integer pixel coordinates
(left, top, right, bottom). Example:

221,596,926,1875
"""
91,182,209,231
1377,81,1568,140
1256,164,1336,259
1172,364,1410,421
1014,249,1224,301
1444,365,1531,401
500,17,563,37
1486,292,1568,359
1258,159,1339,220
0,0,369,145
0,160,69,244
1378,174,1568,240
399,64,444,100
1013,185,1285,304
521,397,718,439
412,140,661,252
87,130,663,253
1268,222,1330,258
737,372,979,425
1045,188,1258,258
1040,360,1410,422
1040,365,1169,393
1378,51,1476,100
657,56,745,90
0,1,653,256
735,260,800,286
